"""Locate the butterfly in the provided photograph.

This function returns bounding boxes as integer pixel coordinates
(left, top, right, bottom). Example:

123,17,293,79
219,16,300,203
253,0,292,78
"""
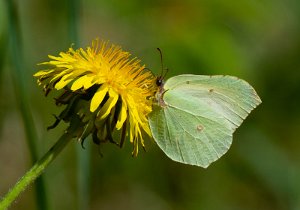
148,49,261,168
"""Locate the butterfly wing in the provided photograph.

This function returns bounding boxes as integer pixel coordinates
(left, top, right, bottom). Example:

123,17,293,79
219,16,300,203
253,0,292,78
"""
149,74,261,168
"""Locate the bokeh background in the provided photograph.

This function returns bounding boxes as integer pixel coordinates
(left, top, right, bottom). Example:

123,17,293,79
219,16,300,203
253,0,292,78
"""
1,0,300,210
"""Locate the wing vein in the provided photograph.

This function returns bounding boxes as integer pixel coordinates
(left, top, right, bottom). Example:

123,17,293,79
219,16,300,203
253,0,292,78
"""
164,108,185,162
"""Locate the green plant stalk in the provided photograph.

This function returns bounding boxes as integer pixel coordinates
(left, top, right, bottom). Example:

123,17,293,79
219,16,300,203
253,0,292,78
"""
0,131,74,210
5,0,48,209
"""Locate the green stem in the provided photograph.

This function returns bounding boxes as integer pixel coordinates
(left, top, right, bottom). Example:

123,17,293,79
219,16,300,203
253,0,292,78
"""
0,132,74,210
5,0,48,208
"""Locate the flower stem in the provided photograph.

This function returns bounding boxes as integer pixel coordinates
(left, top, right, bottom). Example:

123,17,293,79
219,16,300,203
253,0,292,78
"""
0,131,74,210
5,0,48,209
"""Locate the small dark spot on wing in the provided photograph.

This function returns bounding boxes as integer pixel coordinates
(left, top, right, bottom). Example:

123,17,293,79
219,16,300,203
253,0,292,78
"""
209,88,214,93
186,81,190,84
197,125,203,132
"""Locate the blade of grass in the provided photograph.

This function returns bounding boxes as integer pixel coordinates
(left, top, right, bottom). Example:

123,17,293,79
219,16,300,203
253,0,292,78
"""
5,0,48,209
68,0,91,209
0,29,7,130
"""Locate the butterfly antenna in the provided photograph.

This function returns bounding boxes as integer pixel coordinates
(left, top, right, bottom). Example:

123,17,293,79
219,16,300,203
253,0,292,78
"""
163,68,169,79
157,48,165,78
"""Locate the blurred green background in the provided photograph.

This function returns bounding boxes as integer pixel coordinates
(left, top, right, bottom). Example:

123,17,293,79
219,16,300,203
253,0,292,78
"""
1,0,300,210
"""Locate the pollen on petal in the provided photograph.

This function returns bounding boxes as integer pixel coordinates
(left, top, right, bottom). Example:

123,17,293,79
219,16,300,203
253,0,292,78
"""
90,84,108,112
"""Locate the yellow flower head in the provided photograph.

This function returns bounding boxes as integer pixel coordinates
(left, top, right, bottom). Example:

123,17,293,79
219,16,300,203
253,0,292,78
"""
34,39,157,156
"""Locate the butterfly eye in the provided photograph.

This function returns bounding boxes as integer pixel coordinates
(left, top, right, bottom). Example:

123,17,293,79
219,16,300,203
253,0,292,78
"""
156,77,163,86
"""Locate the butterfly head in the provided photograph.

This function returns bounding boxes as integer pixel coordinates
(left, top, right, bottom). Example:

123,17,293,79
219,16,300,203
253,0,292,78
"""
156,76,164,87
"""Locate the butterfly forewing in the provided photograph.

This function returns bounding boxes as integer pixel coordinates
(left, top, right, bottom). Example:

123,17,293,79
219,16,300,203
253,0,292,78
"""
164,75,261,129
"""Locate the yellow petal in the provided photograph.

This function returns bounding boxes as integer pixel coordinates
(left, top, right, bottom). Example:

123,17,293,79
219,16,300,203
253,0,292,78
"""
50,71,68,83
54,73,74,89
141,122,152,137
48,55,61,60
55,78,73,90
71,75,95,91
137,129,145,147
33,69,54,77
128,117,134,142
115,98,127,129
132,137,138,156
98,88,119,120
83,76,98,89
90,84,108,112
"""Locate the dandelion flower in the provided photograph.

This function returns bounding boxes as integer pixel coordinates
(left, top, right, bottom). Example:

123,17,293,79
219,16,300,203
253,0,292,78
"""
34,39,157,156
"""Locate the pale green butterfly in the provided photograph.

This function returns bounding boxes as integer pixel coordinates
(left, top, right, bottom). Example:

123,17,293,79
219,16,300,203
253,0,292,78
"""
148,50,261,168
